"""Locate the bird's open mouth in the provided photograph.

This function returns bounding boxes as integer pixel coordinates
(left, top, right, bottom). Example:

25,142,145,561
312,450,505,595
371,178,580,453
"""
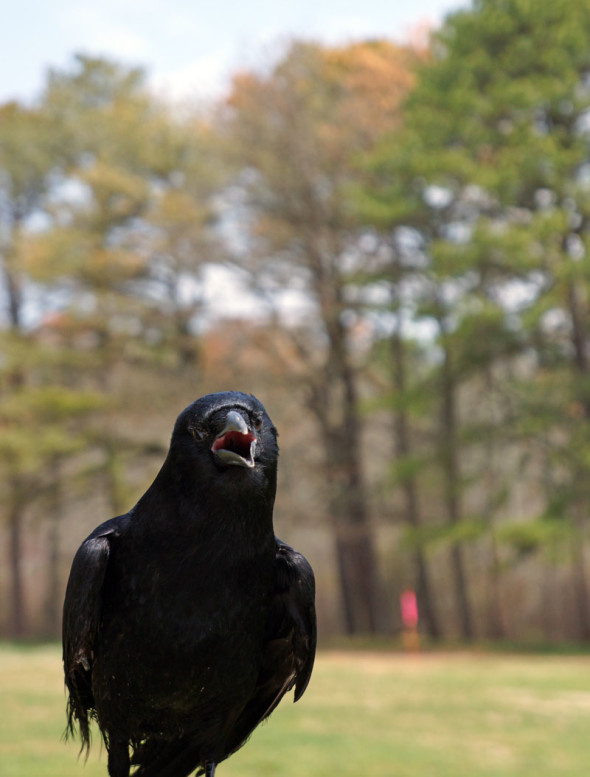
212,430,256,468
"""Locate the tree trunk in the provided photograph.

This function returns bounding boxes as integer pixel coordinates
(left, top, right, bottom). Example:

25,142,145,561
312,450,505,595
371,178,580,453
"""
391,328,442,640
43,459,63,637
322,416,383,634
486,533,506,640
572,503,590,641
439,327,475,641
567,279,590,414
310,301,385,634
8,480,26,638
3,213,24,331
482,367,506,640
332,521,381,634
566,279,590,639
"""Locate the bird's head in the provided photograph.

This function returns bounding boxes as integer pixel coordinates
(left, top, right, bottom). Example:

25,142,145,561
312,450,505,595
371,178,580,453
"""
170,391,279,483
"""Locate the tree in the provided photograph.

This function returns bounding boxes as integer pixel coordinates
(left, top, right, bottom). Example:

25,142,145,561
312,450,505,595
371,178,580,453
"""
0,379,104,636
224,40,421,633
33,55,227,378
360,0,590,639
390,308,443,640
0,101,66,635
0,56,222,636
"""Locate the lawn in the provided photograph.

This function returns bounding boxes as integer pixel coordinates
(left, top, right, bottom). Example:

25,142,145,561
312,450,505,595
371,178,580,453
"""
1,644,590,776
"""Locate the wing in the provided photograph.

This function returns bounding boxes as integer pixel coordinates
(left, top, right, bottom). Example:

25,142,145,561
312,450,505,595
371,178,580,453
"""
62,516,128,749
272,538,317,702
224,538,317,758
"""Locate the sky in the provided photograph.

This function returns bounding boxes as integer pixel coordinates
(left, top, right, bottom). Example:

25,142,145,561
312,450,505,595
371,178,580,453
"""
2,0,468,105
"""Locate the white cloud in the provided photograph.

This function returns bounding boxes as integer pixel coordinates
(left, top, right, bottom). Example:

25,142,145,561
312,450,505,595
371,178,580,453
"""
151,54,232,102
58,2,152,59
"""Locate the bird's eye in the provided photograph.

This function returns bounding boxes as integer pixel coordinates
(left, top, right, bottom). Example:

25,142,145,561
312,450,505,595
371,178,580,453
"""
190,425,206,441
253,415,263,431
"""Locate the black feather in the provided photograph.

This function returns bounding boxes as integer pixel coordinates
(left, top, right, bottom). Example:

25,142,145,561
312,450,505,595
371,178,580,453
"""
62,391,316,777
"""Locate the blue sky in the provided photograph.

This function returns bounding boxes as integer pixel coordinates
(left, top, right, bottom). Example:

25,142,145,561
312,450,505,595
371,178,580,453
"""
2,0,467,104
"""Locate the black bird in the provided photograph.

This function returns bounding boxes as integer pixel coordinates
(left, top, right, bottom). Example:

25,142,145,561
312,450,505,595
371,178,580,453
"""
63,391,316,777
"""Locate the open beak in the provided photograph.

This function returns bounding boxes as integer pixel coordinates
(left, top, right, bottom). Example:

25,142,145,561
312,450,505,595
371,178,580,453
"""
211,410,256,468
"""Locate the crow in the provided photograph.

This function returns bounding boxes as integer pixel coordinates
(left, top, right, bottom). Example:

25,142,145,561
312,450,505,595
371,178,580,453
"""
63,391,316,777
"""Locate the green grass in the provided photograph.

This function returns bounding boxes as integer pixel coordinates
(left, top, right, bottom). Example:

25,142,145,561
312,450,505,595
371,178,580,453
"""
2,644,590,776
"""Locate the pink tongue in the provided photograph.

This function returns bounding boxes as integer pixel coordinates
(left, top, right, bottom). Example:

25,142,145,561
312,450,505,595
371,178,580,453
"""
212,431,254,456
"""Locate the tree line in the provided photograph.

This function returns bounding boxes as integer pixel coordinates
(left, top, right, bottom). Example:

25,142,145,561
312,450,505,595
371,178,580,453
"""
2,0,590,641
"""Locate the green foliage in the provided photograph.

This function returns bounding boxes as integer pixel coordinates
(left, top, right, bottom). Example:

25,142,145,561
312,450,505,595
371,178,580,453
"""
0,103,56,206
357,0,590,602
403,517,489,551
0,54,229,636
0,386,106,425
497,518,572,559
0,386,105,481
389,453,429,486
3,6,590,641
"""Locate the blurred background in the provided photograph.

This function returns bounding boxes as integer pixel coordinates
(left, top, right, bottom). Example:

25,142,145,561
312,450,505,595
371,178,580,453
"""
5,1,590,775
2,0,590,649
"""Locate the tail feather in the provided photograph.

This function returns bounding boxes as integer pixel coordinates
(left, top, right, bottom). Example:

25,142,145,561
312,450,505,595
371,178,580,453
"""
64,693,95,757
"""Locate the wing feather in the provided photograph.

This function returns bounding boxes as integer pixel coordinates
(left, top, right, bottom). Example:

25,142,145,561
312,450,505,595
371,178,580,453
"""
275,539,317,702
224,538,316,758
62,517,125,748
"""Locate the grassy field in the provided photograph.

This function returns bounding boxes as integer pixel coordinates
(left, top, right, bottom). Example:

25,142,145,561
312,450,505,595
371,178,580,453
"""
2,644,590,776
